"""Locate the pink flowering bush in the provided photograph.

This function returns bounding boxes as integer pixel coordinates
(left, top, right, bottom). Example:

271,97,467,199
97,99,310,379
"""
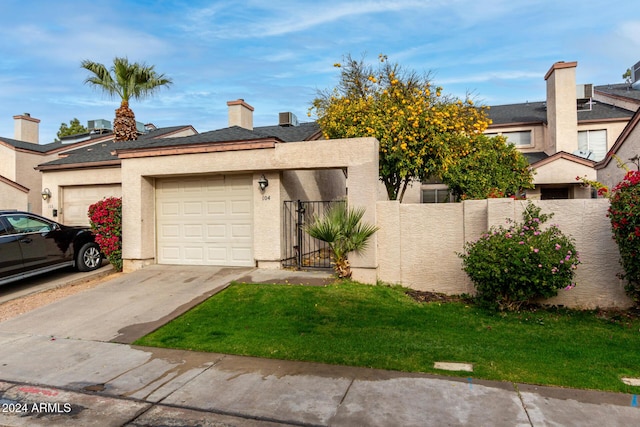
459,203,580,311
607,170,640,303
88,197,122,271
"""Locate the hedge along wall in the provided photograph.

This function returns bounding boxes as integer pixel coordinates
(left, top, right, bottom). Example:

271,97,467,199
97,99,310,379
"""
376,198,631,309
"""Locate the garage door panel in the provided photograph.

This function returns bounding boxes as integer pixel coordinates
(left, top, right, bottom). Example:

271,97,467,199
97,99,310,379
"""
160,224,180,238
231,248,252,263
159,246,180,261
231,200,251,215
184,201,204,215
184,246,205,261
160,202,180,216
184,224,203,237
231,224,251,239
207,201,226,215
63,184,122,226
156,175,253,266
207,224,226,238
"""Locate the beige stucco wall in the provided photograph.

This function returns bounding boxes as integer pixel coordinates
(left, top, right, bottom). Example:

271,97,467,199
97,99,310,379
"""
40,167,122,222
0,181,29,210
534,158,596,184
281,169,346,202
0,145,17,180
16,150,59,214
597,125,640,190
377,197,630,308
120,138,381,283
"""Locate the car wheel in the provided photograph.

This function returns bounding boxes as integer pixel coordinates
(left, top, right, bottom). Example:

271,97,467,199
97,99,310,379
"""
76,242,102,272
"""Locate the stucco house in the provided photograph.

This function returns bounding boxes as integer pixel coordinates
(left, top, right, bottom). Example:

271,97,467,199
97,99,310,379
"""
417,61,636,202
596,107,640,189
0,113,196,221
595,61,640,188
31,100,378,279
1,114,114,213
36,124,196,225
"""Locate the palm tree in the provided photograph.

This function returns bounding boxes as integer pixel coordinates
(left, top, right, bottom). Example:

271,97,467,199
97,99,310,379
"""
305,202,378,279
81,57,172,142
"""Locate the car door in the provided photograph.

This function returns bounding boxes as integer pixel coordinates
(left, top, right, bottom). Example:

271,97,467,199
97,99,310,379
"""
4,214,67,270
0,216,24,278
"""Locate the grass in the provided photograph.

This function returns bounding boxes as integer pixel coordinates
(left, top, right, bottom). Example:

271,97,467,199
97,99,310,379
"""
134,281,640,393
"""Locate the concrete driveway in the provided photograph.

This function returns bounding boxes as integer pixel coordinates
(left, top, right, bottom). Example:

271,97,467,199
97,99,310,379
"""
0,265,248,342
0,264,332,343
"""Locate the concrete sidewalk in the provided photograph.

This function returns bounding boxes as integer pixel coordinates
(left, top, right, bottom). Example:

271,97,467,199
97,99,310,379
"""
0,265,638,426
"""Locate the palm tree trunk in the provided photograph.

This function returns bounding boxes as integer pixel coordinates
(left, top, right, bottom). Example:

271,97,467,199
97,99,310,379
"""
113,100,138,142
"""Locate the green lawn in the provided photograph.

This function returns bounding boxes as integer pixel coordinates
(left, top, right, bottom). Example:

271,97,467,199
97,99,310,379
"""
134,281,640,393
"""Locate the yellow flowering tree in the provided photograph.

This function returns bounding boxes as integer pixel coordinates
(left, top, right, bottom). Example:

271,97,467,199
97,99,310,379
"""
310,54,492,201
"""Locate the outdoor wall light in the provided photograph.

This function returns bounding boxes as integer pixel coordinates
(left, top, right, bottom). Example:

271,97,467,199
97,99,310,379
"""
258,175,269,192
41,188,52,201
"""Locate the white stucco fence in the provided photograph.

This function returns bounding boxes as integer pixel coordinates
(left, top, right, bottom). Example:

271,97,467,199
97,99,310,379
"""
377,198,631,309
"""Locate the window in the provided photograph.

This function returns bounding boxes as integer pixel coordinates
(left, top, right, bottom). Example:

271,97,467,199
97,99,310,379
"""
485,131,532,147
578,130,607,161
421,188,451,203
5,215,53,234
0,218,9,236
540,187,569,200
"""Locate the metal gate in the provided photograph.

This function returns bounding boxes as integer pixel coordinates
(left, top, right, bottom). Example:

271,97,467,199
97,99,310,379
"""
282,200,344,269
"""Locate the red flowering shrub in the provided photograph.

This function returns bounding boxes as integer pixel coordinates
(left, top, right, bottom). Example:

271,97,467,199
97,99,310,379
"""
608,170,640,303
88,197,122,271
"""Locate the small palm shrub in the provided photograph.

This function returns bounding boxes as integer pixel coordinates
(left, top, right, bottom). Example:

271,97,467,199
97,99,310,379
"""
607,170,640,303
459,203,580,311
305,203,378,278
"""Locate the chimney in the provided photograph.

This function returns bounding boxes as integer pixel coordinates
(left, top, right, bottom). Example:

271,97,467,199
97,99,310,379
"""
544,61,578,154
13,113,40,144
227,99,254,130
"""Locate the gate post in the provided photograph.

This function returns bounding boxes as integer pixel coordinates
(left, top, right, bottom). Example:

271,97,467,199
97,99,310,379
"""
296,199,305,269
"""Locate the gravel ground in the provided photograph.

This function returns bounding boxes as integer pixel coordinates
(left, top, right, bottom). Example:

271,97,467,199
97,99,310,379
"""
0,273,121,322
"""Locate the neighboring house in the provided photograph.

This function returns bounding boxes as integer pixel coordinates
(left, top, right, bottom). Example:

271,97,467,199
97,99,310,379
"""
417,61,636,202
595,60,640,188
37,124,197,225
596,107,640,189
0,114,114,213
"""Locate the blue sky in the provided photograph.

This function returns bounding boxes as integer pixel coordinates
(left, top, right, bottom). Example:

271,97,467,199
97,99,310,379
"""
1,0,639,142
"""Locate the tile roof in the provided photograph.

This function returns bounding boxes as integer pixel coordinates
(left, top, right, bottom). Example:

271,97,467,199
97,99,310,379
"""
36,126,192,168
118,122,321,150
487,100,634,126
521,151,549,164
0,131,113,153
37,122,321,168
595,83,640,102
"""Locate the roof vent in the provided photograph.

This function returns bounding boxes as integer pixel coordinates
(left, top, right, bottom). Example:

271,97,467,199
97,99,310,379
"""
88,119,112,131
279,112,299,127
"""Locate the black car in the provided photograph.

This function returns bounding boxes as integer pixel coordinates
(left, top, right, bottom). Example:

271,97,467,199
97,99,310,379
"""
0,210,102,286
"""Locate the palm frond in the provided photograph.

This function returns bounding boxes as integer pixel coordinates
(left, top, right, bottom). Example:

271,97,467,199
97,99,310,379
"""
304,202,378,278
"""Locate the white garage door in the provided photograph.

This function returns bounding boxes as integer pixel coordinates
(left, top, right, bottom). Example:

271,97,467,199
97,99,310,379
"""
156,175,254,266
63,184,122,226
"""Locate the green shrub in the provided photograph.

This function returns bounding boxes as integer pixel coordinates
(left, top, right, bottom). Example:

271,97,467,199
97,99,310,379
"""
607,170,640,303
459,203,580,311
